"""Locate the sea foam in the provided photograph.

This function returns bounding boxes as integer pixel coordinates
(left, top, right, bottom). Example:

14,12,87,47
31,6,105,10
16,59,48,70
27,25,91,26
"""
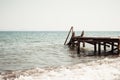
1,56,120,80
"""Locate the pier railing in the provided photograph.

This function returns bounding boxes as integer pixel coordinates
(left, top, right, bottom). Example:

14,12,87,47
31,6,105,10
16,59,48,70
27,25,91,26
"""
64,26,74,45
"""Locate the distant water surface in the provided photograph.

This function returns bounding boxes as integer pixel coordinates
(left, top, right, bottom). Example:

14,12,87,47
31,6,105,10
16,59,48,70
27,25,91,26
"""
0,31,120,72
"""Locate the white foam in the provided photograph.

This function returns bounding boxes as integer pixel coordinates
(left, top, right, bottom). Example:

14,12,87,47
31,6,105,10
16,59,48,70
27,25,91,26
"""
2,57,120,80
15,76,33,80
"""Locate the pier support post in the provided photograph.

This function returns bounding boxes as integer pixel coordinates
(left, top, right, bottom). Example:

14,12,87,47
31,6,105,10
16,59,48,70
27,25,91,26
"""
94,43,97,55
83,41,85,47
98,42,101,56
111,42,114,54
104,42,106,52
117,41,120,55
77,41,80,54
103,42,107,56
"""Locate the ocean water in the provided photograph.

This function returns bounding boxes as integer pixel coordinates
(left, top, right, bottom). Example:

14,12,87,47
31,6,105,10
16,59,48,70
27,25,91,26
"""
0,31,120,80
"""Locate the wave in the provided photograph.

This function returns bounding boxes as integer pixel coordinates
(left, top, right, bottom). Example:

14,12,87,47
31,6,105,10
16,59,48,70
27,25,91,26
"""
0,56,120,80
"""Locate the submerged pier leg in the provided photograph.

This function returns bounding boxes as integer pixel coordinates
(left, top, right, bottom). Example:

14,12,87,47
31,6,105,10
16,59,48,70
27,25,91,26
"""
117,41,120,55
98,42,101,56
111,42,114,54
94,43,97,55
83,41,85,47
104,42,106,52
77,41,80,56
103,42,107,56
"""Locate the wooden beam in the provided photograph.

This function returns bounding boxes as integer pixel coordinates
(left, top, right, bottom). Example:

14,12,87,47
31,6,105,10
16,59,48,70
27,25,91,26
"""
74,37,119,42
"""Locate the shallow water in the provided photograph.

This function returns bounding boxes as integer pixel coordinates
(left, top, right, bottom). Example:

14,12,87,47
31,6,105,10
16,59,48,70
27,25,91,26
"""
0,31,120,80
1,56,120,80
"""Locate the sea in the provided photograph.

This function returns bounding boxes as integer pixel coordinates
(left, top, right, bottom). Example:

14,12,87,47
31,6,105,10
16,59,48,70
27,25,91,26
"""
0,31,120,80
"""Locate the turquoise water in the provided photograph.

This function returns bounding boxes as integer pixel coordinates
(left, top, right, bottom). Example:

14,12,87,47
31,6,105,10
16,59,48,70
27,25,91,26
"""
0,31,120,72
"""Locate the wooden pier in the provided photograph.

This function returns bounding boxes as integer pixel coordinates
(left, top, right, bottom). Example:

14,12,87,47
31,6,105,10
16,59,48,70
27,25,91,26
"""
64,27,120,56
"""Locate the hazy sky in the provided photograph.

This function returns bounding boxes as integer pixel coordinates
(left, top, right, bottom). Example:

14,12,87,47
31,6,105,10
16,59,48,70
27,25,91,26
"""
0,0,120,31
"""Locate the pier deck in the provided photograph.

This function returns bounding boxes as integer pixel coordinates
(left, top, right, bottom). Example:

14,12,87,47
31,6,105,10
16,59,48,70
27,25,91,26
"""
64,27,120,56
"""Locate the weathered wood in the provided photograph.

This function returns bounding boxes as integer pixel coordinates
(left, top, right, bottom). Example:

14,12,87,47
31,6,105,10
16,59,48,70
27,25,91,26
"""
94,43,97,55
118,41,120,54
83,42,85,47
66,27,120,56
104,42,106,52
111,42,114,54
86,41,110,47
77,41,80,55
98,42,101,55
106,42,118,47
75,37,119,42
64,26,73,45
80,31,84,37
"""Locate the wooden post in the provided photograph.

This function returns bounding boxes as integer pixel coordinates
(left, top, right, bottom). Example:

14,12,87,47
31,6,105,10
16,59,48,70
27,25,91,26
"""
71,32,75,47
80,31,85,47
118,41,120,55
111,42,114,54
98,42,101,56
94,43,97,55
104,42,106,52
83,41,85,47
77,41,80,56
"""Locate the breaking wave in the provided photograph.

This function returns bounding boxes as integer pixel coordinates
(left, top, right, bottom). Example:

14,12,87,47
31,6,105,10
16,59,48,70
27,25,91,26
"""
1,56,120,80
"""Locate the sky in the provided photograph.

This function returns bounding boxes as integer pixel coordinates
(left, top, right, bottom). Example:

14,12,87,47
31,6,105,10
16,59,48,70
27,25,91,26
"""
0,0,120,31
